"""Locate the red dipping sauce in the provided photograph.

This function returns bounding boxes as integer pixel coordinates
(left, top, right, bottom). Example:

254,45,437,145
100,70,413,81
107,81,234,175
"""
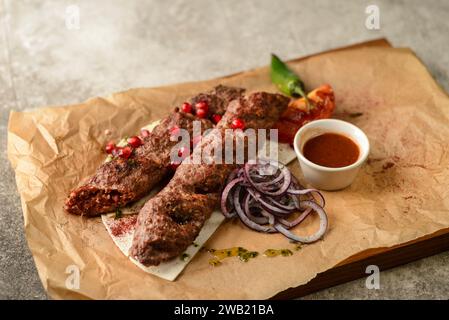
302,133,359,168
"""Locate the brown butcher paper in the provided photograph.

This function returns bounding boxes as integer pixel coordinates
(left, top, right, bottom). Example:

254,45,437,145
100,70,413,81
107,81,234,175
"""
7,39,449,299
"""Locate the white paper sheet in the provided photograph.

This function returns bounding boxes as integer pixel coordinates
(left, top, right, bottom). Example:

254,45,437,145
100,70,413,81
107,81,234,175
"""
101,120,297,281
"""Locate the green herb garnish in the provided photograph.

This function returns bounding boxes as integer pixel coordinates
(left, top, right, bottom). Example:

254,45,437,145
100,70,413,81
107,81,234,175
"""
280,249,293,256
239,250,259,262
114,208,123,220
127,159,138,168
180,253,190,261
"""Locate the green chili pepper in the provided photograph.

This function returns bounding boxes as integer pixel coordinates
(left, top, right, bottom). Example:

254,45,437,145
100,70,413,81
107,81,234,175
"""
270,54,310,108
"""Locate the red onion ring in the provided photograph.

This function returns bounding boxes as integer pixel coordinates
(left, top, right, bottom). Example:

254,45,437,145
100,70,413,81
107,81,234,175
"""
287,188,325,207
243,194,269,225
220,159,328,243
220,177,244,218
244,159,292,196
234,186,276,233
274,200,328,243
277,207,312,228
247,189,293,215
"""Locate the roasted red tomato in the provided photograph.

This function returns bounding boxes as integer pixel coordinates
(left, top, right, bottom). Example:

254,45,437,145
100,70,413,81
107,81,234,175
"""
274,84,335,145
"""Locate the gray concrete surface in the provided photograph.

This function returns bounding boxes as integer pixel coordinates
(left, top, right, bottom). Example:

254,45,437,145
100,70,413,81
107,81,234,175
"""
1,0,448,299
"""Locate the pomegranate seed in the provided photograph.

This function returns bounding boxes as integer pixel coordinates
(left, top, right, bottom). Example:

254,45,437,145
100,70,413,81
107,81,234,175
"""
140,129,150,138
119,146,133,159
181,102,193,113
178,146,189,159
196,108,207,119
195,101,209,112
105,141,116,154
211,114,222,124
127,136,142,148
169,160,181,170
231,118,245,130
170,125,180,136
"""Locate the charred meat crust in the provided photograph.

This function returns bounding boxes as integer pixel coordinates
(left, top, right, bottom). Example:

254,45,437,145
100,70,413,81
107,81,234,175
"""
191,85,245,115
130,92,290,266
64,156,164,216
130,189,217,265
64,86,244,217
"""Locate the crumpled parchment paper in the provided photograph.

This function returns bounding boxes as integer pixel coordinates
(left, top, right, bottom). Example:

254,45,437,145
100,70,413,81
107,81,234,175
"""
7,40,449,299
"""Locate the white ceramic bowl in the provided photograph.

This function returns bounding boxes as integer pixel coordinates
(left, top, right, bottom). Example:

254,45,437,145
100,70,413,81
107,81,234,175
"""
293,119,370,191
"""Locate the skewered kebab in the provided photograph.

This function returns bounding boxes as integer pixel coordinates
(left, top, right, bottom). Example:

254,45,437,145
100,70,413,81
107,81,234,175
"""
64,85,244,217
130,92,290,266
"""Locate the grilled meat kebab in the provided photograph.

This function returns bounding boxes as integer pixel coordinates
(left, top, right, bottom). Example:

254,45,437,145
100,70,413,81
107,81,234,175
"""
64,85,245,217
130,92,290,266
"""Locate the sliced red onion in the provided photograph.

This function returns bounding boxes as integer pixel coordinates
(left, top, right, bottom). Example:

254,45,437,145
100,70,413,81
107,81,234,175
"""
220,159,328,243
244,159,292,196
287,188,326,207
277,207,312,228
275,201,328,243
259,209,275,226
220,177,244,218
258,173,284,187
234,186,276,233
247,189,292,215
243,193,269,224
267,194,298,211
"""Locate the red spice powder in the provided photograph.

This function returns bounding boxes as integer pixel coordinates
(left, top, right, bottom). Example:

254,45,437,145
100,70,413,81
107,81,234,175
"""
108,214,138,237
382,162,395,170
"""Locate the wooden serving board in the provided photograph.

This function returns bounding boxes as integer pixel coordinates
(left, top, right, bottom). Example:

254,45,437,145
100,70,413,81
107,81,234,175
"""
273,227,449,299
270,38,449,299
